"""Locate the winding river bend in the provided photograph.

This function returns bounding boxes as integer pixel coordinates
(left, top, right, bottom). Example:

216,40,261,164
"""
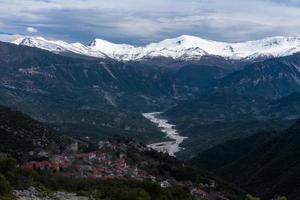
142,112,187,157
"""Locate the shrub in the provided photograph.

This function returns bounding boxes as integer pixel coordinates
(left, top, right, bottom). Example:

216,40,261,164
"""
245,194,260,200
0,158,16,174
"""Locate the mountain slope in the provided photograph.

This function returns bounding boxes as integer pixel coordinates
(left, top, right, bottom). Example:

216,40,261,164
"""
165,89,300,123
164,90,298,159
260,92,300,119
218,54,300,98
12,36,108,59
0,41,168,143
165,90,268,121
3,34,300,62
0,105,72,154
190,130,282,171
227,120,300,199
175,119,292,160
0,41,81,70
197,120,300,199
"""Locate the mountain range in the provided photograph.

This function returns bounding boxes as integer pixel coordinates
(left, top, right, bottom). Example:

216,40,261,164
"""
1,38,300,153
2,34,300,62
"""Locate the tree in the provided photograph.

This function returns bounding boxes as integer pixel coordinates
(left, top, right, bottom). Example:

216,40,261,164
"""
0,174,11,195
277,196,287,200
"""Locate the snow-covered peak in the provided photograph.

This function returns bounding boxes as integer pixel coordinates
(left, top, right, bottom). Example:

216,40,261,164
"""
10,36,107,59
1,33,300,61
88,38,139,60
147,35,219,48
145,35,300,60
14,36,69,52
89,38,134,50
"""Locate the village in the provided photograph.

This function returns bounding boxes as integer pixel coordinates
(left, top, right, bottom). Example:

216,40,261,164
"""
20,139,230,200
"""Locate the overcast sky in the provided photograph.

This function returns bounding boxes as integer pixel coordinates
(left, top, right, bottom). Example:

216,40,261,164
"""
0,0,300,45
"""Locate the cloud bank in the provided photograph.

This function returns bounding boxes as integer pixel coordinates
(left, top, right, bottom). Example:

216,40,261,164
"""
0,0,300,44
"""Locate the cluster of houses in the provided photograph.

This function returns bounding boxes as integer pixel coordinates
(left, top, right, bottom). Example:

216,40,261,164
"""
21,140,151,180
20,139,229,200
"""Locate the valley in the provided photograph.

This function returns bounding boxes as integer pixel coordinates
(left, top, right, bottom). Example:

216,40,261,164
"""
0,106,246,200
1,35,300,199
2,0,300,199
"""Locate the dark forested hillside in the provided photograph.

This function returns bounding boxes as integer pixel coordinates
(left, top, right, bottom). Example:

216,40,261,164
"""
165,90,268,121
217,54,300,99
219,119,300,199
190,130,282,171
190,119,300,199
176,119,292,159
0,106,71,154
260,92,300,119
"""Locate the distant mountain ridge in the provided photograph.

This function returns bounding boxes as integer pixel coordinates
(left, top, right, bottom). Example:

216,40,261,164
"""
2,34,300,62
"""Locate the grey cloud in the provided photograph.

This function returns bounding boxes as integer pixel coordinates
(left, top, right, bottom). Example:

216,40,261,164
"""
0,0,300,44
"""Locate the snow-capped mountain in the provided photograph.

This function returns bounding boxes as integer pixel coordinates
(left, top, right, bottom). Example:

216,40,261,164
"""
11,36,107,59
2,34,300,61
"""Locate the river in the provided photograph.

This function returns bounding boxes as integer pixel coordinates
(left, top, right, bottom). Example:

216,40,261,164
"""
142,112,187,157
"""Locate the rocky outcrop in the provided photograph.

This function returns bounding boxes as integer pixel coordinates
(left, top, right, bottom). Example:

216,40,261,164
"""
14,187,89,200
